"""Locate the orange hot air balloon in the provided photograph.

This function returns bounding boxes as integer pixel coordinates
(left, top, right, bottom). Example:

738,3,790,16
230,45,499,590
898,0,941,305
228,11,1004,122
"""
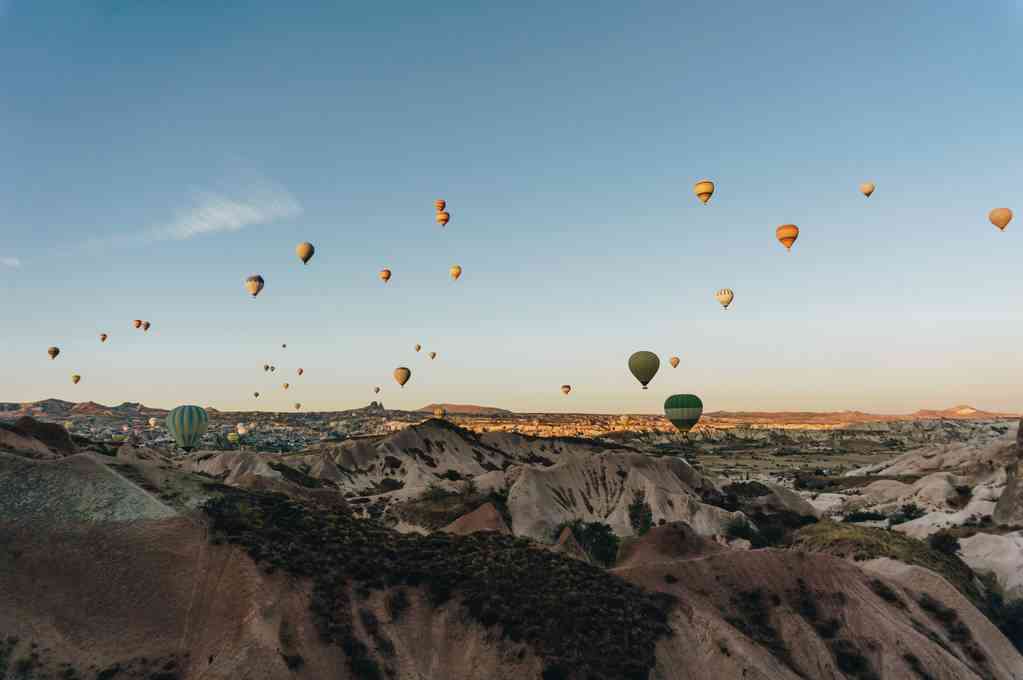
450,265,462,281
297,368,304,376
245,274,265,297
561,385,571,395
393,367,411,388
296,241,315,265
133,320,142,329
693,180,715,205
860,182,876,198
670,356,680,368
776,224,799,252
434,199,446,212
379,268,392,283
99,333,108,343
436,211,450,227
142,321,151,331
989,208,1013,231
47,346,60,360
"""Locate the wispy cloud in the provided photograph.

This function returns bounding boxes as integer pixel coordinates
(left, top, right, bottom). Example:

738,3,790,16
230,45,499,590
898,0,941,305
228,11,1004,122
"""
150,185,301,241
0,257,21,268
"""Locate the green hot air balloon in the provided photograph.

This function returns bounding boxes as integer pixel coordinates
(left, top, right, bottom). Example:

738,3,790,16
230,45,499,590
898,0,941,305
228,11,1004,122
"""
628,351,660,390
166,405,209,452
664,394,703,435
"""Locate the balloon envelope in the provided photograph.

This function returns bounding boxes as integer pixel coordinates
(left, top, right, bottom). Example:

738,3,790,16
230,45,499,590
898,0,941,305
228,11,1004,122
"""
71,374,80,384
434,199,446,212
669,356,680,368
133,320,142,329
989,208,1013,231
379,269,392,283
428,352,437,360
860,182,875,197
142,321,151,331
296,241,315,264
166,405,209,452
664,394,703,434
715,288,734,309
433,406,446,418
394,367,411,387
693,179,715,204
297,368,304,376
775,224,799,252
561,385,571,395
436,211,450,226
414,344,422,352
374,386,381,394
245,275,265,297
100,333,108,343
628,351,660,389
450,265,462,281
149,417,159,428
47,346,60,360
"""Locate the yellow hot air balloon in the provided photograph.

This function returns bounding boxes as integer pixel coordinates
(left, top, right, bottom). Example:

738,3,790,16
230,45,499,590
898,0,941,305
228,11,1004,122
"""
433,406,446,418
436,211,450,227
99,333,108,343
434,199,446,212
296,241,315,265
450,265,462,281
670,356,680,368
693,180,715,205
297,368,304,376
142,321,151,332
428,352,437,360
989,208,1013,231
379,268,392,283
860,182,875,198
71,374,81,385
149,417,159,428
245,274,265,297
47,346,60,360
283,383,290,390
394,367,411,388
561,385,571,395
715,288,734,309
775,224,799,252
414,344,422,352
133,320,142,329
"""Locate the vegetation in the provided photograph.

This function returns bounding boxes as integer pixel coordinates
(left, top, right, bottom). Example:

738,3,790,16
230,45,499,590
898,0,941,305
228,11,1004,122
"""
552,520,621,567
980,573,1023,653
627,490,653,536
793,522,982,605
725,512,816,549
392,480,512,530
266,462,324,489
794,473,921,493
843,510,887,524
927,530,961,556
203,486,674,680
889,503,927,525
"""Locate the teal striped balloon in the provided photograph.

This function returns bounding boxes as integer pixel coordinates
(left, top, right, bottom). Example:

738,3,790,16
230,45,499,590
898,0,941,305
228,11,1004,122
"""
166,405,209,452
664,394,703,434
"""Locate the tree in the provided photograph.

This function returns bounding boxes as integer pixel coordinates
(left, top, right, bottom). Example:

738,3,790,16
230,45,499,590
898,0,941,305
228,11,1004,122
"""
628,489,653,536
928,530,961,556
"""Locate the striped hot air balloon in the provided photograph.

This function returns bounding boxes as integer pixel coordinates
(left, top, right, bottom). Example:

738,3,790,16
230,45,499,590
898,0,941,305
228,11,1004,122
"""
165,405,209,452
715,289,734,309
775,224,799,252
664,394,703,435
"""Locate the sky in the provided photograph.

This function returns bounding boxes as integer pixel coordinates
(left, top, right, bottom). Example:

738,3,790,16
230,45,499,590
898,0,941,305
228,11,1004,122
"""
1,1,1022,414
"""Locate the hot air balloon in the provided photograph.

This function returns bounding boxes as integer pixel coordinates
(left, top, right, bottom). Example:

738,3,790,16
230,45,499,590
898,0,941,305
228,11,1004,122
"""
270,366,276,372
245,274,265,297
71,374,81,385
434,199,446,212
297,368,304,376
149,417,159,428
295,403,302,411
379,269,392,283
166,405,209,452
374,386,381,394
236,423,248,436
64,421,74,431
670,356,680,368
990,208,1013,231
282,344,287,349
428,352,437,360
775,224,799,252
264,364,270,372
142,321,151,332
253,392,260,398
227,432,240,444
394,367,411,388
47,347,60,360
860,182,875,198
715,289,734,310
283,383,290,390
296,241,315,265
433,406,446,418
664,394,703,435
628,351,659,390
100,333,108,343
561,385,571,395
415,344,422,352
436,211,450,227
693,180,715,205
450,265,462,281
133,320,142,329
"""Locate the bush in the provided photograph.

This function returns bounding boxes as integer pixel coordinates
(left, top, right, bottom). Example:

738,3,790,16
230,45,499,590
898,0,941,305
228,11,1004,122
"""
928,531,960,556
628,490,653,536
844,510,887,524
552,520,621,568
890,503,926,525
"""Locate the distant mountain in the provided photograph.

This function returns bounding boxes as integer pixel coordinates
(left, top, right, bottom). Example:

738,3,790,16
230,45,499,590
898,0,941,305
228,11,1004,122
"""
418,403,514,416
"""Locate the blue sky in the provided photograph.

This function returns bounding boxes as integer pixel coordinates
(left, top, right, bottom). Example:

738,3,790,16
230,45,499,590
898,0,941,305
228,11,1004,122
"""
2,1,1021,414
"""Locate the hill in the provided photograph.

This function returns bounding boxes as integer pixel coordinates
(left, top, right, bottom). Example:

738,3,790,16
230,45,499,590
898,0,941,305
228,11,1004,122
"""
418,403,514,416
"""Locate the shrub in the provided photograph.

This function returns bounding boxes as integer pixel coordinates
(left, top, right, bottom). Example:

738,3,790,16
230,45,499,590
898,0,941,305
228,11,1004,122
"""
844,510,887,524
928,531,960,556
553,520,621,567
890,503,926,525
628,490,653,536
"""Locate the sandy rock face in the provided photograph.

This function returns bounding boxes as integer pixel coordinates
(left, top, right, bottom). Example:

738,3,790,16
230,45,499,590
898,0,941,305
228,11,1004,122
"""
442,502,510,535
994,461,1023,527
960,531,1023,600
